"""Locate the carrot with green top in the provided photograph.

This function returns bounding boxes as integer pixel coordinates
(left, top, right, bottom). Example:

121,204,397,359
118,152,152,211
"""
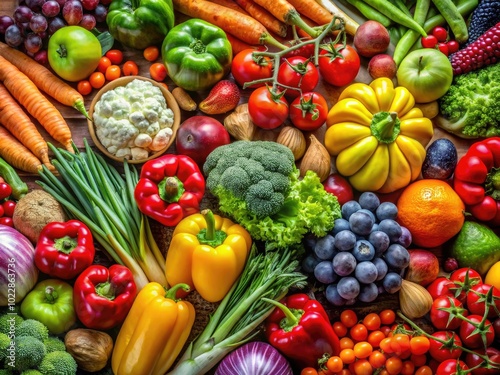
0,42,89,118
0,126,42,174
0,55,73,153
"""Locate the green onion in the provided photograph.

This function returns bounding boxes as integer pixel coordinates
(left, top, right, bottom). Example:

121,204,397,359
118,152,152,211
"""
37,139,166,289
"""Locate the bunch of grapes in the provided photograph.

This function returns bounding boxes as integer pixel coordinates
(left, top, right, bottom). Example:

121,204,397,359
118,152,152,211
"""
0,0,111,63
301,192,412,306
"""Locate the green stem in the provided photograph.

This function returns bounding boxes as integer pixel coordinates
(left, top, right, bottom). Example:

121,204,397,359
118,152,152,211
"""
165,283,191,300
44,287,58,303
53,236,77,254
261,298,302,331
95,282,115,300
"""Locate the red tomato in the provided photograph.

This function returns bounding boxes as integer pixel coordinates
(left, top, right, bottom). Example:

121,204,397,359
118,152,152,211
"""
466,283,500,318
0,217,13,227
318,43,360,87
436,359,469,375
421,35,438,48
465,347,500,375
459,315,495,349
322,173,354,206
428,331,463,362
450,268,483,303
0,182,12,200
2,200,16,217
289,92,328,131
0,205,4,217
247,86,289,129
231,49,273,88
283,38,316,59
427,277,455,300
432,26,449,43
277,56,319,98
430,295,464,330
105,49,124,65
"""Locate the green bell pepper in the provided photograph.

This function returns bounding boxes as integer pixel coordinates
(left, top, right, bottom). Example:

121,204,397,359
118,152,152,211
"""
20,279,76,335
106,0,175,50
161,18,232,91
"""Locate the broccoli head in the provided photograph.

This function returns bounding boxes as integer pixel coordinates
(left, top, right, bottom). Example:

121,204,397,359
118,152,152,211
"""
437,63,500,138
16,319,49,342
13,336,46,372
0,332,10,362
0,314,23,336
38,351,77,375
43,336,65,353
20,370,43,375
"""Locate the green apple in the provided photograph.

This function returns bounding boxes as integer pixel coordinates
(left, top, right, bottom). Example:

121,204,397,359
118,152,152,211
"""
396,48,453,103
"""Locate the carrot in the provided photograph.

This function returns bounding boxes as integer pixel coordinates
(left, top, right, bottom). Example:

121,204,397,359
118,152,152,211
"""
0,125,42,174
172,0,287,49
226,32,259,55
208,0,249,14
0,82,52,169
0,42,89,118
234,0,289,37
0,55,73,152
251,0,320,36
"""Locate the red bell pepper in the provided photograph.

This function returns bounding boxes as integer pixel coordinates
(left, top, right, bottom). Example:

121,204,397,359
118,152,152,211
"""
34,220,95,280
134,154,205,227
264,293,341,368
454,137,500,225
73,264,137,330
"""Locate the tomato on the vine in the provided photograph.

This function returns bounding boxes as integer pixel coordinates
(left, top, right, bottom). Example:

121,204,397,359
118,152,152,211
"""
450,268,483,302
430,295,464,330
466,283,500,318
231,49,273,88
428,331,463,362
289,92,328,131
2,200,16,217
0,182,12,200
318,43,360,87
0,217,13,227
247,86,289,129
427,277,455,300
283,38,316,60
465,347,500,375
459,314,495,349
436,359,469,375
277,56,319,98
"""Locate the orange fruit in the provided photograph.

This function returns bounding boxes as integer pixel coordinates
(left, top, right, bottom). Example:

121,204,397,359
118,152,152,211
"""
396,179,465,248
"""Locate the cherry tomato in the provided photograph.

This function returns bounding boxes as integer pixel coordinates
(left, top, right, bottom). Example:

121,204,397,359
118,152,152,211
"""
340,309,358,328
450,268,483,303
385,356,403,375
277,56,319,98
390,333,411,354
367,330,385,348
432,26,448,43
149,62,167,82
247,86,288,129
427,277,455,300
340,337,355,350
430,295,464,330
410,336,430,356
231,49,273,88
350,324,368,342
379,310,396,325
339,348,356,364
438,42,449,56
368,350,387,369
401,361,415,375
0,217,13,227
143,46,160,62
436,359,469,375
89,71,105,89
379,337,394,354
353,341,373,359
77,80,92,95
447,40,459,54
318,43,360,87
421,35,438,48
493,318,500,340
301,367,319,375
105,49,124,65
289,92,328,131
411,353,428,367
415,366,433,375
362,313,381,331
352,358,372,375
105,65,122,81
428,331,463,362
465,347,500,375
2,200,16,217
459,315,495,349
466,283,500,318
122,60,139,76
97,56,112,74
283,38,316,59
0,182,12,200
333,321,348,338
326,355,344,373
0,205,4,217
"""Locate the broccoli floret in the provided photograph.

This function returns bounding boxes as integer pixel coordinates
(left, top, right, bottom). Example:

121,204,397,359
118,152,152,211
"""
0,333,10,362
38,351,77,375
20,370,43,375
43,336,65,353
245,180,285,218
16,320,49,342
13,336,46,372
437,63,500,138
0,369,14,375
0,314,23,335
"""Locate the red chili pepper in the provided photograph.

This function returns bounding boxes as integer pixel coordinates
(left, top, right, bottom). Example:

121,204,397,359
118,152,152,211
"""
35,220,95,280
264,293,341,368
454,137,500,226
73,264,137,330
134,154,205,227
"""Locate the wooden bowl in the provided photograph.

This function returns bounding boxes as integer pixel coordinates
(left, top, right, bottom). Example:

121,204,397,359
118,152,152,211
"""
88,76,180,164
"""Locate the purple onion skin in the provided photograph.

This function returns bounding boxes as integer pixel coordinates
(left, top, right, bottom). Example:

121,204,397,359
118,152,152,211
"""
0,225,38,306
215,341,294,375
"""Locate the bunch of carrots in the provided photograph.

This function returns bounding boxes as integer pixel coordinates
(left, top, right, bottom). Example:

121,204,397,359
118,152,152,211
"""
173,0,360,53
0,42,87,174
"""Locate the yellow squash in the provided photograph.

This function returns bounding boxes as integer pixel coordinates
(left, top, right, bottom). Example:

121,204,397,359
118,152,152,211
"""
324,77,434,193
165,209,252,302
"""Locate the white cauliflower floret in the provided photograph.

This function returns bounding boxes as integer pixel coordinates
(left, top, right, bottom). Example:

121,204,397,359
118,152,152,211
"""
146,122,160,136
134,133,152,148
129,111,147,126
150,127,173,151
131,147,149,160
115,147,132,160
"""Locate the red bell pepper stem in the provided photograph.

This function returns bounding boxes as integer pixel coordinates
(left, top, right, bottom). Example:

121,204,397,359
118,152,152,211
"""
165,283,191,301
53,236,78,254
95,281,116,300
262,297,302,329
160,176,185,203
197,209,227,247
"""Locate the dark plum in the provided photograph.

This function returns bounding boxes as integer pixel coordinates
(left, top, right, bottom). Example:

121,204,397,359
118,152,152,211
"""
422,138,457,180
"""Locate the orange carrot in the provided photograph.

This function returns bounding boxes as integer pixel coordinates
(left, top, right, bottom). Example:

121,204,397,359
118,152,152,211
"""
226,32,259,55
0,55,73,152
286,0,359,36
0,82,52,169
208,0,249,14
172,0,287,49
234,0,289,37
0,125,42,174
0,42,89,118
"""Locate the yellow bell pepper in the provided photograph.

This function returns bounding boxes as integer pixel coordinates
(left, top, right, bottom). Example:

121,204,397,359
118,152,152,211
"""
111,282,195,375
165,209,252,302
324,77,434,193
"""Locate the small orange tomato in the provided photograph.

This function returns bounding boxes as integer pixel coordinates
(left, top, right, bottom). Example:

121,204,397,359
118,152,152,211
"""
105,65,122,81
149,62,167,81
89,71,106,89
340,310,358,328
123,60,139,76
367,330,385,348
97,56,112,74
385,357,403,375
350,323,368,342
340,337,354,350
368,350,386,369
326,356,343,373
410,354,427,367
390,333,411,354
353,341,373,359
143,45,160,62
414,365,433,375
301,367,319,375
400,361,415,375
106,49,124,64
362,313,381,331
333,322,348,338
77,80,92,95
379,337,394,354
379,310,396,325
410,336,430,356
339,349,355,364
352,359,372,375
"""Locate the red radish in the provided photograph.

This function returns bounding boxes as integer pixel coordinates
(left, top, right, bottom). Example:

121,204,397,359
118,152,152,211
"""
199,80,240,115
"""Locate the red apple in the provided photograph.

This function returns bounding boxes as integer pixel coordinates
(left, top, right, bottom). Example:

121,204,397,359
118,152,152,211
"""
175,116,231,167
405,249,440,286
322,173,354,205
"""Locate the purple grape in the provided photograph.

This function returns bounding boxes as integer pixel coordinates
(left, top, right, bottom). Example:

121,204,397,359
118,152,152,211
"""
377,219,403,242
358,283,378,303
62,0,83,25
24,32,42,54
332,252,356,276
301,254,321,274
29,13,48,33
373,257,388,281
334,230,357,251
349,210,374,236
48,16,66,35
5,24,24,47
0,16,15,34
313,234,336,260
376,201,398,221
354,261,378,284
81,0,99,11
25,0,46,12
33,49,48,64
337,276,360,300
14,6,34,23
325,284,346,306
396,226,412,247
382,272,402,294
368,230,390,255
383,244,410,270
78,14,96,31
94,4,108,23
314,261,337,285
341,200,361,220
55,0,67,5
42,0,60,17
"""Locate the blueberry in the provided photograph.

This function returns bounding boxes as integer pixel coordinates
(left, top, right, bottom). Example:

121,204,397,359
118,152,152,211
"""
358,283,379,303
378,219,403,242
314,261,337,284
325,284,346,306
355,261,378,284
352,239,375,261
382,272,403,294
313,234,336,260
337,276,360,300
331,218,351,236
349,211,375,236
376,201,398,221
335,230,357,251
369,230,390,255
358,192,380,212
341,200,361,220
301,254,321,274
384,244,410,270
333,252,357,276
372,257,388,281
